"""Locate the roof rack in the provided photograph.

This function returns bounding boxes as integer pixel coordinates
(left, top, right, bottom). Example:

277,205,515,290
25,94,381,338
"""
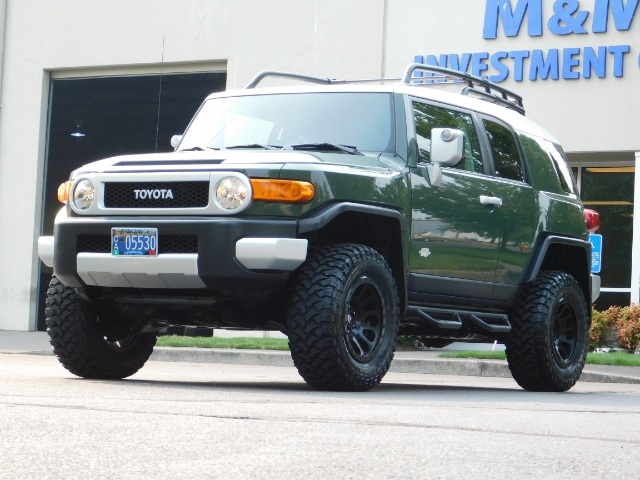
246,71,336,89
245,71,399,89
402,63,525,115
245,65,525,116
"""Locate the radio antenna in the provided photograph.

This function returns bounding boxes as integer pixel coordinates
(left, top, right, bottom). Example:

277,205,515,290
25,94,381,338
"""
154,37,165,153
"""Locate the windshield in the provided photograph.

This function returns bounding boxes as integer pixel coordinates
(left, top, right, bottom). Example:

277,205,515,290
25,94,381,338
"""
178,92,394,153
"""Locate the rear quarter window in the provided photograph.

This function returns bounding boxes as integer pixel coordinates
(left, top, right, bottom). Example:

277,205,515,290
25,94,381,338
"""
545,141,578,195
517,133,564,194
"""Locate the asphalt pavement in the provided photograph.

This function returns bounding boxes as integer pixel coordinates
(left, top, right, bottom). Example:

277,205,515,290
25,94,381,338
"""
1,330,639,384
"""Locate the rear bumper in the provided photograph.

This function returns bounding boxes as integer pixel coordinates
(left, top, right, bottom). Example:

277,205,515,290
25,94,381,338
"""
591,274,601,303
39,209,308,290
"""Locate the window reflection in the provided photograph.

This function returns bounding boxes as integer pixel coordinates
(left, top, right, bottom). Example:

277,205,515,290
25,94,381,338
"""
412,102,484,173
483,119,524,182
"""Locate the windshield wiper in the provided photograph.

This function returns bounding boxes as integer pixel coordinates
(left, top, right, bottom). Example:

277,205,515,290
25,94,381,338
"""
225,144,282,150
180,146,220,151
289,143,363,156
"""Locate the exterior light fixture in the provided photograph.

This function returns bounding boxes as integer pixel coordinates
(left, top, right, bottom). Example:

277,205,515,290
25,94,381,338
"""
71,119,86,138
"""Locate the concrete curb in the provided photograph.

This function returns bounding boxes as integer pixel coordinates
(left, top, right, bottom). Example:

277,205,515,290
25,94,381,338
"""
150,347,295,367
149,347,640,385
578,371,640,384
5,344,638,384
390,357,513,378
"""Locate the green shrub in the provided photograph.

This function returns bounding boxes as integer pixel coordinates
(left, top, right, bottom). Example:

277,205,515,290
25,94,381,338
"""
616,304,640,352
589,306,619,350
590,305,640,353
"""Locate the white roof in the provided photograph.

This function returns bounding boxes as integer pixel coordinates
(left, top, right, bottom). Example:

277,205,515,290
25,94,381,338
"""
205,81,559,143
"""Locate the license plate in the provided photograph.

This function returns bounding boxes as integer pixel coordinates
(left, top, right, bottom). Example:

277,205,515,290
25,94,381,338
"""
111,228,158,256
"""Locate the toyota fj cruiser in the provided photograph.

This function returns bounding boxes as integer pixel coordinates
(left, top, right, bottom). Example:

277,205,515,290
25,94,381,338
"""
39,64,600,392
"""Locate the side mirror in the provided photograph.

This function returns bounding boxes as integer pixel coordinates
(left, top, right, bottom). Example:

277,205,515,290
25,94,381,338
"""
431,128,464,166
419,128,464,188
170,135,183,150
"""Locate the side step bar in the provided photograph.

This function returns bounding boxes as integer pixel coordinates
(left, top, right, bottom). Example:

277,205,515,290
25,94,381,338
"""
406,307,512,333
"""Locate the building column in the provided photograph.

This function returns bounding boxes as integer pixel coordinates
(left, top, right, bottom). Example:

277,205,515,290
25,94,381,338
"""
631,152,640,304
0,0,6,101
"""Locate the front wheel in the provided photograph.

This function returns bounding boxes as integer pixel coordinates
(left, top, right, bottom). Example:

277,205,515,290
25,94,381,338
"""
286,244,399,391
505,271,589,392
45,277,157,379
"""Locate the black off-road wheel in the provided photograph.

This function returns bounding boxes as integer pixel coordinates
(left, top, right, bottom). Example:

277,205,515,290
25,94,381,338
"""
505,271,589,392
286,244,399,392
45,276,157,379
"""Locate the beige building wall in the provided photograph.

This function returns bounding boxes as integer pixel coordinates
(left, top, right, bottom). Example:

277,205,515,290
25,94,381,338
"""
0,0,638,330
0,0,385,331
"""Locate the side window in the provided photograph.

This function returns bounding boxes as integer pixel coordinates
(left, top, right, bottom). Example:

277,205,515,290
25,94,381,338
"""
412,101,484,173
545,141,578,195
483,119,524,182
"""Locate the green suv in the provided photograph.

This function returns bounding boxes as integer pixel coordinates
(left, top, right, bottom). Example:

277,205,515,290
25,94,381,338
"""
38,64,600,392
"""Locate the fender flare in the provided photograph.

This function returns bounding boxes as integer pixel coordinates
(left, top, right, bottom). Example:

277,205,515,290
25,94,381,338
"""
297,202,408,313
523,235,593,304
297,202,404,234
524,235,591,283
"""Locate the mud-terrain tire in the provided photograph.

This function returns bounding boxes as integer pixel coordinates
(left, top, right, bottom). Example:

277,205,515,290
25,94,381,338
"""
286,244,399,391
45,276,156,379
505,271,589,392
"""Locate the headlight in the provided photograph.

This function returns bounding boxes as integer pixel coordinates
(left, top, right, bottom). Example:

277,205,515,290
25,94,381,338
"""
72,178,95,210
215,176,248,211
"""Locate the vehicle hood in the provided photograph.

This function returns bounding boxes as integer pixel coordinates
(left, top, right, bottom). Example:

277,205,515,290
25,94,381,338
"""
70,150,398,177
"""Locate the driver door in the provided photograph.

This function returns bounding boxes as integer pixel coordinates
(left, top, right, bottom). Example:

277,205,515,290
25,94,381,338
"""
408,99,503,300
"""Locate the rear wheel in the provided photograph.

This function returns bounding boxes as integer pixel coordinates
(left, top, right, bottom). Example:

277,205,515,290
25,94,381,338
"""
45,276,156,379
286,244,399,391
505,271,589,392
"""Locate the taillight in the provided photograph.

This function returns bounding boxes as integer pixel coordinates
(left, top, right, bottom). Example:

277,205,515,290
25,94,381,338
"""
584,208,600,233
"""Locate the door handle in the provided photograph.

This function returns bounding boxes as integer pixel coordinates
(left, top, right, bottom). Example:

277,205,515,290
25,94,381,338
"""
479,195,502,207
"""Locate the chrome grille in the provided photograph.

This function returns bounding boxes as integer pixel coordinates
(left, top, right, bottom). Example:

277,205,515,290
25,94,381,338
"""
104,182,209,208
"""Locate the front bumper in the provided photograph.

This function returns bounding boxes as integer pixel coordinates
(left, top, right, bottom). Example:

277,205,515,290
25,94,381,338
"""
39,209,308,290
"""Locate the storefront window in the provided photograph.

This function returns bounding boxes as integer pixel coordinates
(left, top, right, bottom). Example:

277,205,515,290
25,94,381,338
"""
39,72,227,330
581,167,634,293
594,292,631,312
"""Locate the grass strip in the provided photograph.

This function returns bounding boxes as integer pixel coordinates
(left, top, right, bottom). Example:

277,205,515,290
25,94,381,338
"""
439,350,640,367
439,350,507,360
585,352,640,367
156,335,290,351
155,336,639,367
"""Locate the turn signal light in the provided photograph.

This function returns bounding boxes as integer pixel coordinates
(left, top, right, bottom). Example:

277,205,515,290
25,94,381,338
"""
584,208,600,233
57,181,73,204
250,179,315,203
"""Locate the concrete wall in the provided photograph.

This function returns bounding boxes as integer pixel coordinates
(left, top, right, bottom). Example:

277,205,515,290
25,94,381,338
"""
0,0,638,330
